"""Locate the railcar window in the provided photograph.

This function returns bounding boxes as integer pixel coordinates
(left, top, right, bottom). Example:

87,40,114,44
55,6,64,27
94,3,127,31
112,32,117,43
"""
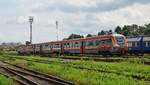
55,44,60,48
70,42,73,47
143,42,146,47
64,43,66,47
75,42,79,47
137,42,140,46
116,36,124,46
82,41,86,46
148,42,150,47
45,45,48,47
99,38,112,44
67,43,70,47
86,41,94,46
132,42,135,47
128,42,132,47
96,39,100,46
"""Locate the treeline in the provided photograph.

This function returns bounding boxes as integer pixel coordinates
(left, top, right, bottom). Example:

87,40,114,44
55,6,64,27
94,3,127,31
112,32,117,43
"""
65,23,150,39
114,23,150,36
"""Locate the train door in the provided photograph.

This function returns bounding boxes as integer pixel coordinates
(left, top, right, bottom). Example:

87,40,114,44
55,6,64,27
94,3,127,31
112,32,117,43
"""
61,42,64,55
80,40,85,54
40,45,42,54
140,36,143,54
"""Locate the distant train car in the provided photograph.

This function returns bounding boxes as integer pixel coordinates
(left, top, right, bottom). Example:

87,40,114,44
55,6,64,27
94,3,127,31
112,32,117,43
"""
143,36,150,53
127,36,150,55
50,41,62,54
17,44,34,54
17,45,26,54
62,39,82,55
34,43,41,54
38,42,49,54
127,36,143,54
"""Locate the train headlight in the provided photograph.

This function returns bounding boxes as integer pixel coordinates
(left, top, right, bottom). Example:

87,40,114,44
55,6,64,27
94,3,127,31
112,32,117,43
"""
112,44,120,51
114,44,119,48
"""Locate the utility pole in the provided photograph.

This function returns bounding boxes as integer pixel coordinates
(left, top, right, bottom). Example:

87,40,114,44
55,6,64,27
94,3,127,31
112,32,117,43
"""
56,21,58,41
29,16,34,44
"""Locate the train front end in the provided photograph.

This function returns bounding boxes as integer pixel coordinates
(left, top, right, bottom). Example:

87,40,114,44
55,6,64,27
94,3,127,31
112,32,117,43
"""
111,34,128,54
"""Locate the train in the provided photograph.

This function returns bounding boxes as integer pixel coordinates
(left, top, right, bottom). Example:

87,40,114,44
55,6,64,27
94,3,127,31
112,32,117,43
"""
17,34,128,56
127,36,150,55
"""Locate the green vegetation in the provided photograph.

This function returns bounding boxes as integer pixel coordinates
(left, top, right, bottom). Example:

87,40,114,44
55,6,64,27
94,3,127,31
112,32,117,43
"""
0,75,13,85
9,59,147,85
0,52,150,85
114,23,150,36
0,55,150,85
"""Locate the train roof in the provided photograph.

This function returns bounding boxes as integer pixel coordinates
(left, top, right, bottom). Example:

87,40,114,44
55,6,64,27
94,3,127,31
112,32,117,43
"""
127,36,150,42
21,34,125,45
63,34,125,42
127,37,142,42
143,37,150,41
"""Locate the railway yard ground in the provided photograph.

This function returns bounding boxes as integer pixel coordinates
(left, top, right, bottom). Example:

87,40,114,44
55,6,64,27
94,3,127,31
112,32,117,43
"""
0,51,150,85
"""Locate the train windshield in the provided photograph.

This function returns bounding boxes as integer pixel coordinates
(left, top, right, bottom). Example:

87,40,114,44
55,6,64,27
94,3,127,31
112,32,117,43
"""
116,36,125,46
99,38,112,45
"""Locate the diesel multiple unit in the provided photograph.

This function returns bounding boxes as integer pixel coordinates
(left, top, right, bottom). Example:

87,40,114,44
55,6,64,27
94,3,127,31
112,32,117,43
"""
17,34,128,56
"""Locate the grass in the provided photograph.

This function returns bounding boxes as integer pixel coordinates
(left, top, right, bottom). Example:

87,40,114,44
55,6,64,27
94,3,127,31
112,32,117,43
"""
5,55,150,79
68,60,150,79
0,74,13,85
0,53,150,85
9,59,147,85
1,55,150,80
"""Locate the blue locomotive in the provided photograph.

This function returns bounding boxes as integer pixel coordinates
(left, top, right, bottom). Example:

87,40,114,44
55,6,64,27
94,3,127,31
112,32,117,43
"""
127,36,150,55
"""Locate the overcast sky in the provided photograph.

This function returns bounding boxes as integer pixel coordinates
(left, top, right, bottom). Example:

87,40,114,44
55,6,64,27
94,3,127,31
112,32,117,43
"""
0,0,150,43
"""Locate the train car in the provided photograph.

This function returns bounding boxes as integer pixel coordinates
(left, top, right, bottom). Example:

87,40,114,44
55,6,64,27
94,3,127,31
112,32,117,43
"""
127,36,150,55
34,43,41,54
17,34,128,56
39,42,51,54
143,36,150,53
33,41,62,54
17,45,26,54
62,39,82,55
127,36,143,54
62,34,128,55
50,41,62,54
17,44,34,54
83,34,128,55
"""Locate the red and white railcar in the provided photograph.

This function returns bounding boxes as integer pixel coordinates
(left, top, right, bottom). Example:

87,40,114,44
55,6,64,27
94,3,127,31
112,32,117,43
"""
17,34,128,55
61,34,128,55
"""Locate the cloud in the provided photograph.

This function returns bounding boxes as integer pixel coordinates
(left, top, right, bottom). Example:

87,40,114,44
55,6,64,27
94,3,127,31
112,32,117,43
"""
30,0,150,13
0,0,150,43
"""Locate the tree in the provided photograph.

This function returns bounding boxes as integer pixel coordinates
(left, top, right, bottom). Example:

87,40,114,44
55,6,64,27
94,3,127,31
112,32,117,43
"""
130,24,139,36
115,26,122,34
144,23,150,36
98,30,106,35
122,25,131,36
67,34,84,39
138,26,146,35
86,34,93,38
108,30,112,34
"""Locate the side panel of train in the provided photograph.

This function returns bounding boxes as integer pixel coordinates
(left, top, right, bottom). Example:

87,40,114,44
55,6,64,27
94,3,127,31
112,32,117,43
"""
17,34,128,55
62,34,127,55
62,40,81,54
83,37,113,54
127,36,150,54
143,37,150,53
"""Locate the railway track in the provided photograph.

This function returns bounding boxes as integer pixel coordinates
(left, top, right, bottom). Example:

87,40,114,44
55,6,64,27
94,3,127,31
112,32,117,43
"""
0,56,150,84
0,61,75,85
6,56,150,82
39,55,150,65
